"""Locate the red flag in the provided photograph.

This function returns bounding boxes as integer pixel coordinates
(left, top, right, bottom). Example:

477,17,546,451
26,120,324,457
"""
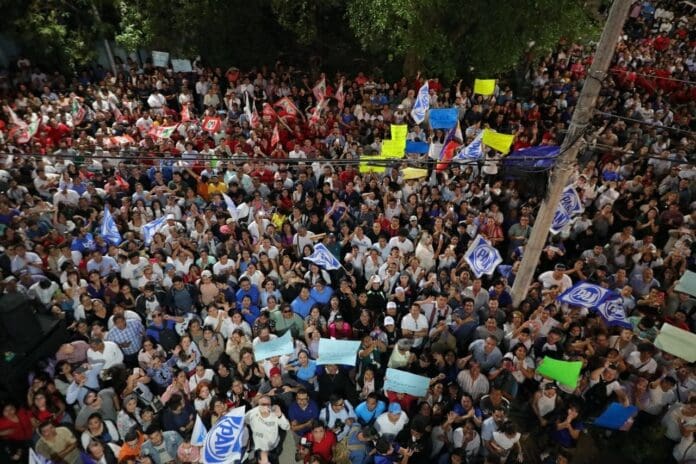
309,98,326,126
148,125,178,139
262,103,278,122
180,104,192,122
274,97,301,118
201,116,221,133
71,99,85,126
335,79,345,110
313,77,326,102
436,141,460,172
271,124,280,148
251,108,260,129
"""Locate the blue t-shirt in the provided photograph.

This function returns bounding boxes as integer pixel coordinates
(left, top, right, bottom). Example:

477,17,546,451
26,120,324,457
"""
288,399,319,435
355,400,386,425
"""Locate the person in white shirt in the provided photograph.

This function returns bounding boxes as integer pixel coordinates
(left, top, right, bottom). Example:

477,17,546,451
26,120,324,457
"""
245,396,290,452
375,403,409,440
400,303,429,349
86,338,124,371
11,244,44,275
53,187,80,208
121,252,150,288
387,233,415,256
537,263,573,292
626,344,659,376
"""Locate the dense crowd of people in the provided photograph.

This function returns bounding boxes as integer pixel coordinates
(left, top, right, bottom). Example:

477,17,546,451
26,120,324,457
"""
0,1,694,464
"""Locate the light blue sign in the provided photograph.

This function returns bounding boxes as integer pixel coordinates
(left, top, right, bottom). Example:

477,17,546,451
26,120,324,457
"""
317,338,361,366
384,368,430,397
253,331,294,360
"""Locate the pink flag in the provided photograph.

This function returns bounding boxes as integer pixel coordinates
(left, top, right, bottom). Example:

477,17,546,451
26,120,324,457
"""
271,124,280,148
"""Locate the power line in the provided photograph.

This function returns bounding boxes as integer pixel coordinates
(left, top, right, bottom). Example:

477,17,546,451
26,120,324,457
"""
594,110,696,137
608,68,696,86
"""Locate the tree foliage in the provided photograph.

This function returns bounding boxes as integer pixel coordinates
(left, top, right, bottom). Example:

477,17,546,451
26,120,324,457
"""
0,0,119,70
1,0,600,79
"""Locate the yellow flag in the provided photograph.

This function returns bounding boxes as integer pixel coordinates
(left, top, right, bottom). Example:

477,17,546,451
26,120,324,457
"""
473,79,496,96
402,167,428,180
359,155,386,173
381,139,405,159
390,124,408,144
482,129,514,154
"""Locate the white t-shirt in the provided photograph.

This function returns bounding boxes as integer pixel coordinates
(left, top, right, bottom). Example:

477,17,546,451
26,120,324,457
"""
537,271,573,292
492,431,520,459
626,351,658,375
401,313,429,348
375,412,409,440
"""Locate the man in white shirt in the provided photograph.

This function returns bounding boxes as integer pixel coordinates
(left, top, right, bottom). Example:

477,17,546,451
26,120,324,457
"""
86,250,120,277
121,251,150,288
11,243,44,275
375,403,409,440
537,263,573,292
401,303,429,349
86,338,124,371
53,186,80,208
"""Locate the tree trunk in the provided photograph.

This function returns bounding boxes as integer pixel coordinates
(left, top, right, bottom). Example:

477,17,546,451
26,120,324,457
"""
402,49,422,78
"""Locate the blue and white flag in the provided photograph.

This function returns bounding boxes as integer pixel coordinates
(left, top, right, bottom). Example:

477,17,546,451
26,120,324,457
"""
550,204,572,235
411,82,429,124
142,215,167,245
100,207,122,246
595,296,631,329
304,243,342,270
464,235,503,278
560,185,584,216
454,132,484,161
29,447,50,464
222,193,238,221
191,414,208,446
202,406,245,464
557,282,611,309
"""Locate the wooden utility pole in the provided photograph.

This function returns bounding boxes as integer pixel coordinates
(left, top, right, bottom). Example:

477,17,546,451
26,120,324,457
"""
510,0,632,308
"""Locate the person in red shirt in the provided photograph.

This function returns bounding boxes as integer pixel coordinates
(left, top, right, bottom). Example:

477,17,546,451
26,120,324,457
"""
0,403,34,443
300,420,337,464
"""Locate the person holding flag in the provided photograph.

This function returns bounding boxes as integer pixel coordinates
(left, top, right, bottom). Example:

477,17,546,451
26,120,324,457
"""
101,206,122,246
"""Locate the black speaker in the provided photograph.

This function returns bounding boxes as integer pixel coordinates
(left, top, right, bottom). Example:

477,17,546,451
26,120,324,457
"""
0,292,45,353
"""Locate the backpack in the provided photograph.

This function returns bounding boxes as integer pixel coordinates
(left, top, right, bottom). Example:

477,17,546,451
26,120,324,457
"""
584,379,613,416
152,324,179,352
332,437,351,464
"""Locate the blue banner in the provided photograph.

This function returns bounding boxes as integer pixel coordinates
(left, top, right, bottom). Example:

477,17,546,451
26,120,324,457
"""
560,185,584,216
405,141,430,154
317,338,361,366
253,330,294,360
384,368,430,397
594,403,638,430
595,296,631,328
504,145,560,170
429,108,459,129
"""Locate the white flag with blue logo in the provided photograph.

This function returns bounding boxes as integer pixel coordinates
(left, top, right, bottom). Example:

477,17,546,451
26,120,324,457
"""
560,185,584,216
304,243,342,270
454,131,484,161
203,406,245,464
464,235,503,278
411,82,430,124
222,193,238,221
557,282,611,309
595,295,631,328
549,204,572,235
142,215,167,245
191,414,208,446
101,207,122,245
29,447,50,464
